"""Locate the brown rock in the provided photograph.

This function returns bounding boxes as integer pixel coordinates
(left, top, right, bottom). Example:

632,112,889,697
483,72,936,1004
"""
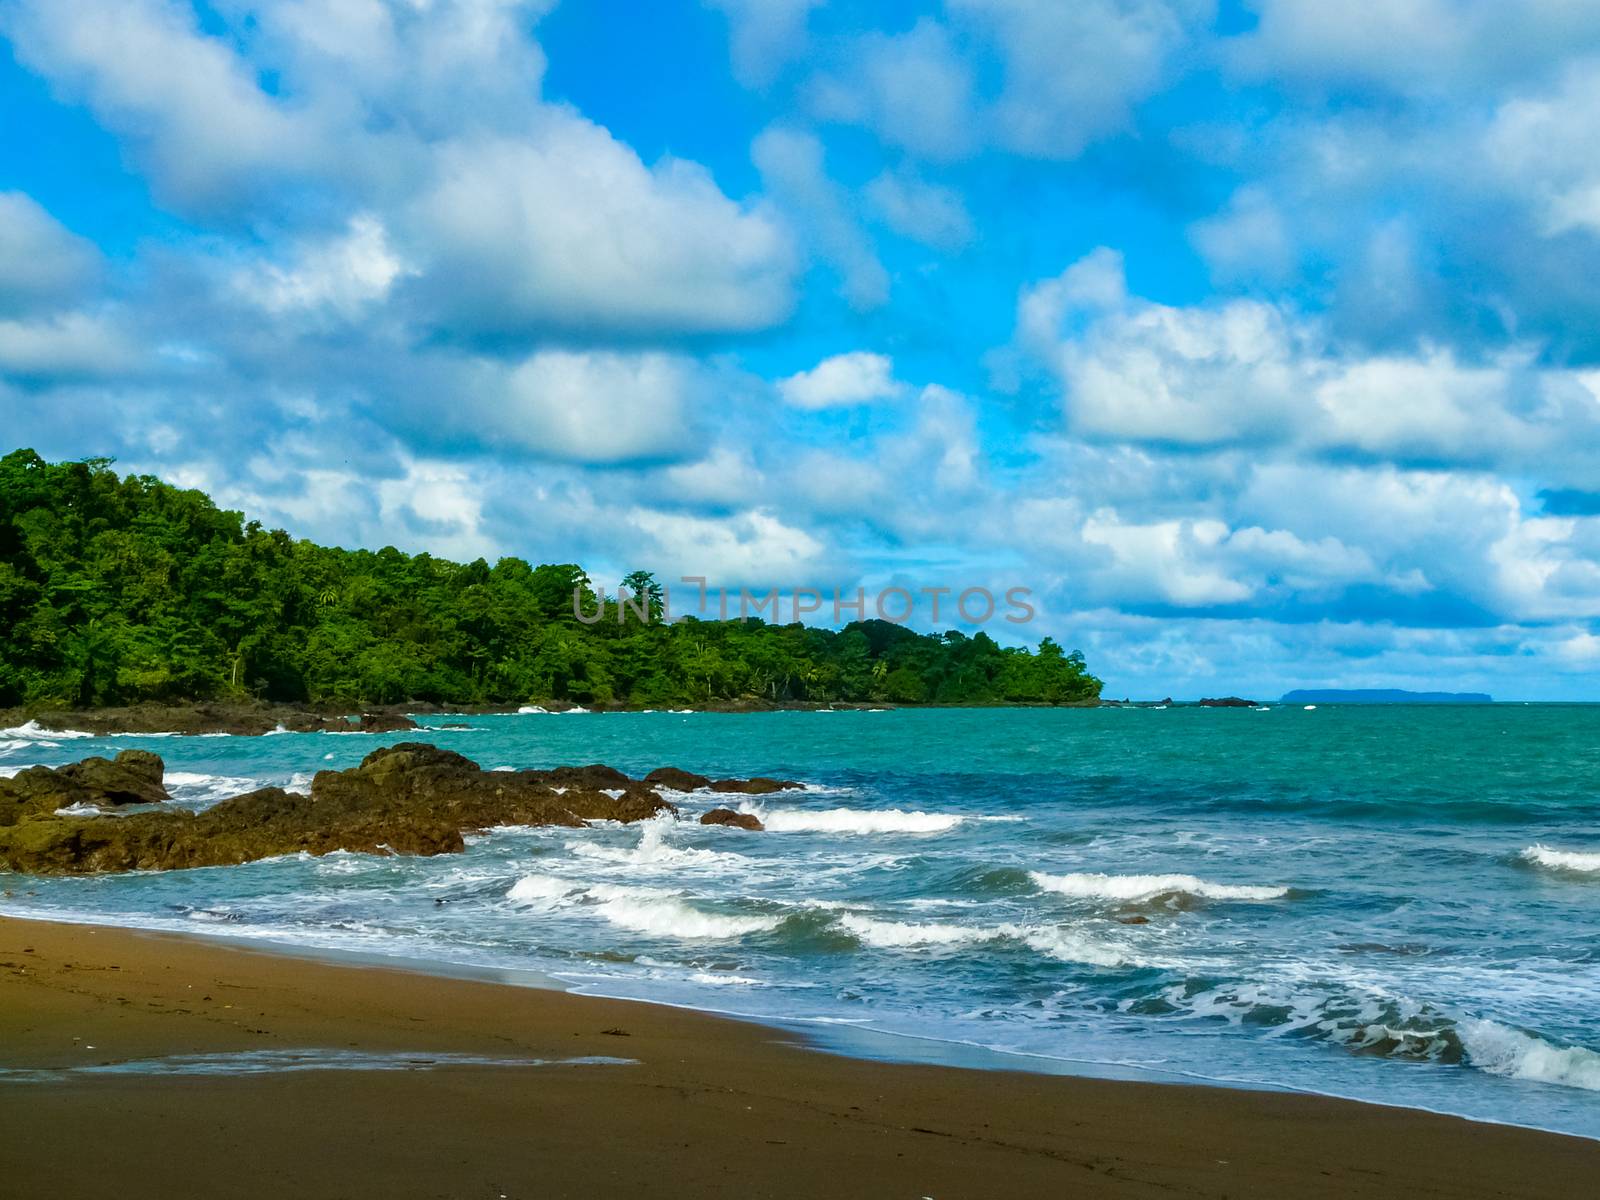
357,713,419,733
0,744,674,876
644,767,713,791
0,749,170,825
700,808,764,831
709,776,803,795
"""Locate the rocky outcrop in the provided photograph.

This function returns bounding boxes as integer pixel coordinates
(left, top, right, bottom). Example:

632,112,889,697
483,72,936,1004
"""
1,750,169,825
1198,697,1256,708
644,767,713,791
700,808,763,831
0,745,796,875
709,777,802,795
0,704,418,737
641,768,801,794
355,713,419,733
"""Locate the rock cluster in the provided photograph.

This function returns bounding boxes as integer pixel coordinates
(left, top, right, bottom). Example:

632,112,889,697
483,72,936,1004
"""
0,704,419,737
700,808,764,831
1,749,169,824
643,767,802,795
0,745,797,875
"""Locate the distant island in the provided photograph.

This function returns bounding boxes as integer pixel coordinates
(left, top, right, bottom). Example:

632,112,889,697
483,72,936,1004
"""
1280,689,1493,704
0,451,1100,711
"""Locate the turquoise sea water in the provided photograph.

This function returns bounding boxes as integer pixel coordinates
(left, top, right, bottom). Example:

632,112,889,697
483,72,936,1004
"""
3,706,1598,1136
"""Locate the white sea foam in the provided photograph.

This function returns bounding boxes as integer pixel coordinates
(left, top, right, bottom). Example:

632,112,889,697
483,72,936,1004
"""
53,802,103,817
1460,1019,1600,1091
1029,871,1289,902
568,819,743,869
837,913,1130,966
1520,845,1600,874
838,914,988,948
517,705,549,714
689,972,764,986
562,706,591,714
505,874,777,939
1000,924,1130,968
506,874,582,909
165,771,259,805
0,720,93,741
751,807,964,835
585,883,780,939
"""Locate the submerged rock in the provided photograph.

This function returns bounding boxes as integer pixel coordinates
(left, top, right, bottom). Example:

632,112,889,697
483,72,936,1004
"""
0,744,793,875
709,776,802,795
0,749,169,825
643,767,713,791
0,703,419,737
355,713,419,733
700,808,764,831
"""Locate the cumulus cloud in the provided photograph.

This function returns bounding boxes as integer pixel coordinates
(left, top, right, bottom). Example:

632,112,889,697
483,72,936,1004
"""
233,215,411,321
479,349,706,465
0,192,100,313
1188,187,1296,283
809,0,1210,161
778,351,902,408
0,311,140,380
865,168,975,250
705,0,820,87
412,117,797,338
2,0,323,209
752,126,889,309
1228,0,1600,96
1015,249,1600,471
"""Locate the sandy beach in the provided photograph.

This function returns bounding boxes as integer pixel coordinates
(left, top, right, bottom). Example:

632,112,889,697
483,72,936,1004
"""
1,915,1594,1199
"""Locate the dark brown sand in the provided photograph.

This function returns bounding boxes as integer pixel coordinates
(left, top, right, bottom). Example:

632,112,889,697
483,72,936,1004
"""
1,916,1594,1199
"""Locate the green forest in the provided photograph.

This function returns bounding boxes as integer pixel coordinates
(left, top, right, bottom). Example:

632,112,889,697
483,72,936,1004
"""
0,450,1101,710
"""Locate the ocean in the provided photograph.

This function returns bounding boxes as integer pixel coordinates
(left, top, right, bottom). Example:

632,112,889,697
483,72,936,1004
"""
3,705,1598,1137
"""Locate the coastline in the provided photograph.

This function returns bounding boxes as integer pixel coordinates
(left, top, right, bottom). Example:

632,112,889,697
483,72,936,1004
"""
3,915,1596,1199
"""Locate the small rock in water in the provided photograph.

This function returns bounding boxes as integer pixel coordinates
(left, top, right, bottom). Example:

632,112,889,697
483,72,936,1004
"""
701,808,764,831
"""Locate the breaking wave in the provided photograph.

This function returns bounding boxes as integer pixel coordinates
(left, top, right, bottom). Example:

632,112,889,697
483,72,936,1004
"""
1519,845,1600,874
506,874,779,939
750,807,964,835
1030,871,1290,903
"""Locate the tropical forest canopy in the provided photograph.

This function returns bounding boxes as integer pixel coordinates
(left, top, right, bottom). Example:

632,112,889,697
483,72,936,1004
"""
0,450,1101,709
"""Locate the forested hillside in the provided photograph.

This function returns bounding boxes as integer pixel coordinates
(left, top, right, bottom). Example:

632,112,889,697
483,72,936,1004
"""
0,450,1100,709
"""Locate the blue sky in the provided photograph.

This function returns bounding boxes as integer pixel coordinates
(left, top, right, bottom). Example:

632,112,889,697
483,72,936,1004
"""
2,1,1599,699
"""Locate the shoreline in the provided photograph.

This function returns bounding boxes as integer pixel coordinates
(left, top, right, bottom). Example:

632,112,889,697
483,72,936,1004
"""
8,901,1583,1143
3,915,1597,1198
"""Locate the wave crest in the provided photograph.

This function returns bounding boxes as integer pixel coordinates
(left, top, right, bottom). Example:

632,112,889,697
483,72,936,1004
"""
1520,844,1600,874
1030,871,1289,903
752,807,964,835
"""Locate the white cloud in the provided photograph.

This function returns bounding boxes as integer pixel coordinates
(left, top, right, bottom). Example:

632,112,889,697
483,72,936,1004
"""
485,350,704,465
778,351,902,409
952,0,1208,158
413,115,797,337
0,311,139,379
235,214,410,320
628,507,827,585
1229,0,1600,96
865,168,974,250
1189,186,1296,283
0,192,100,313
1017,249,1600,468
752,126,888,309
705,0,820,87
810,2,1208,162
809,20,978,162
2,0,322,208
1484,64,1600,237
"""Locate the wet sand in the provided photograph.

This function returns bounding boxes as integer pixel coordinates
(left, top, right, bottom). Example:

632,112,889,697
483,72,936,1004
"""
1,915,1594,1199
